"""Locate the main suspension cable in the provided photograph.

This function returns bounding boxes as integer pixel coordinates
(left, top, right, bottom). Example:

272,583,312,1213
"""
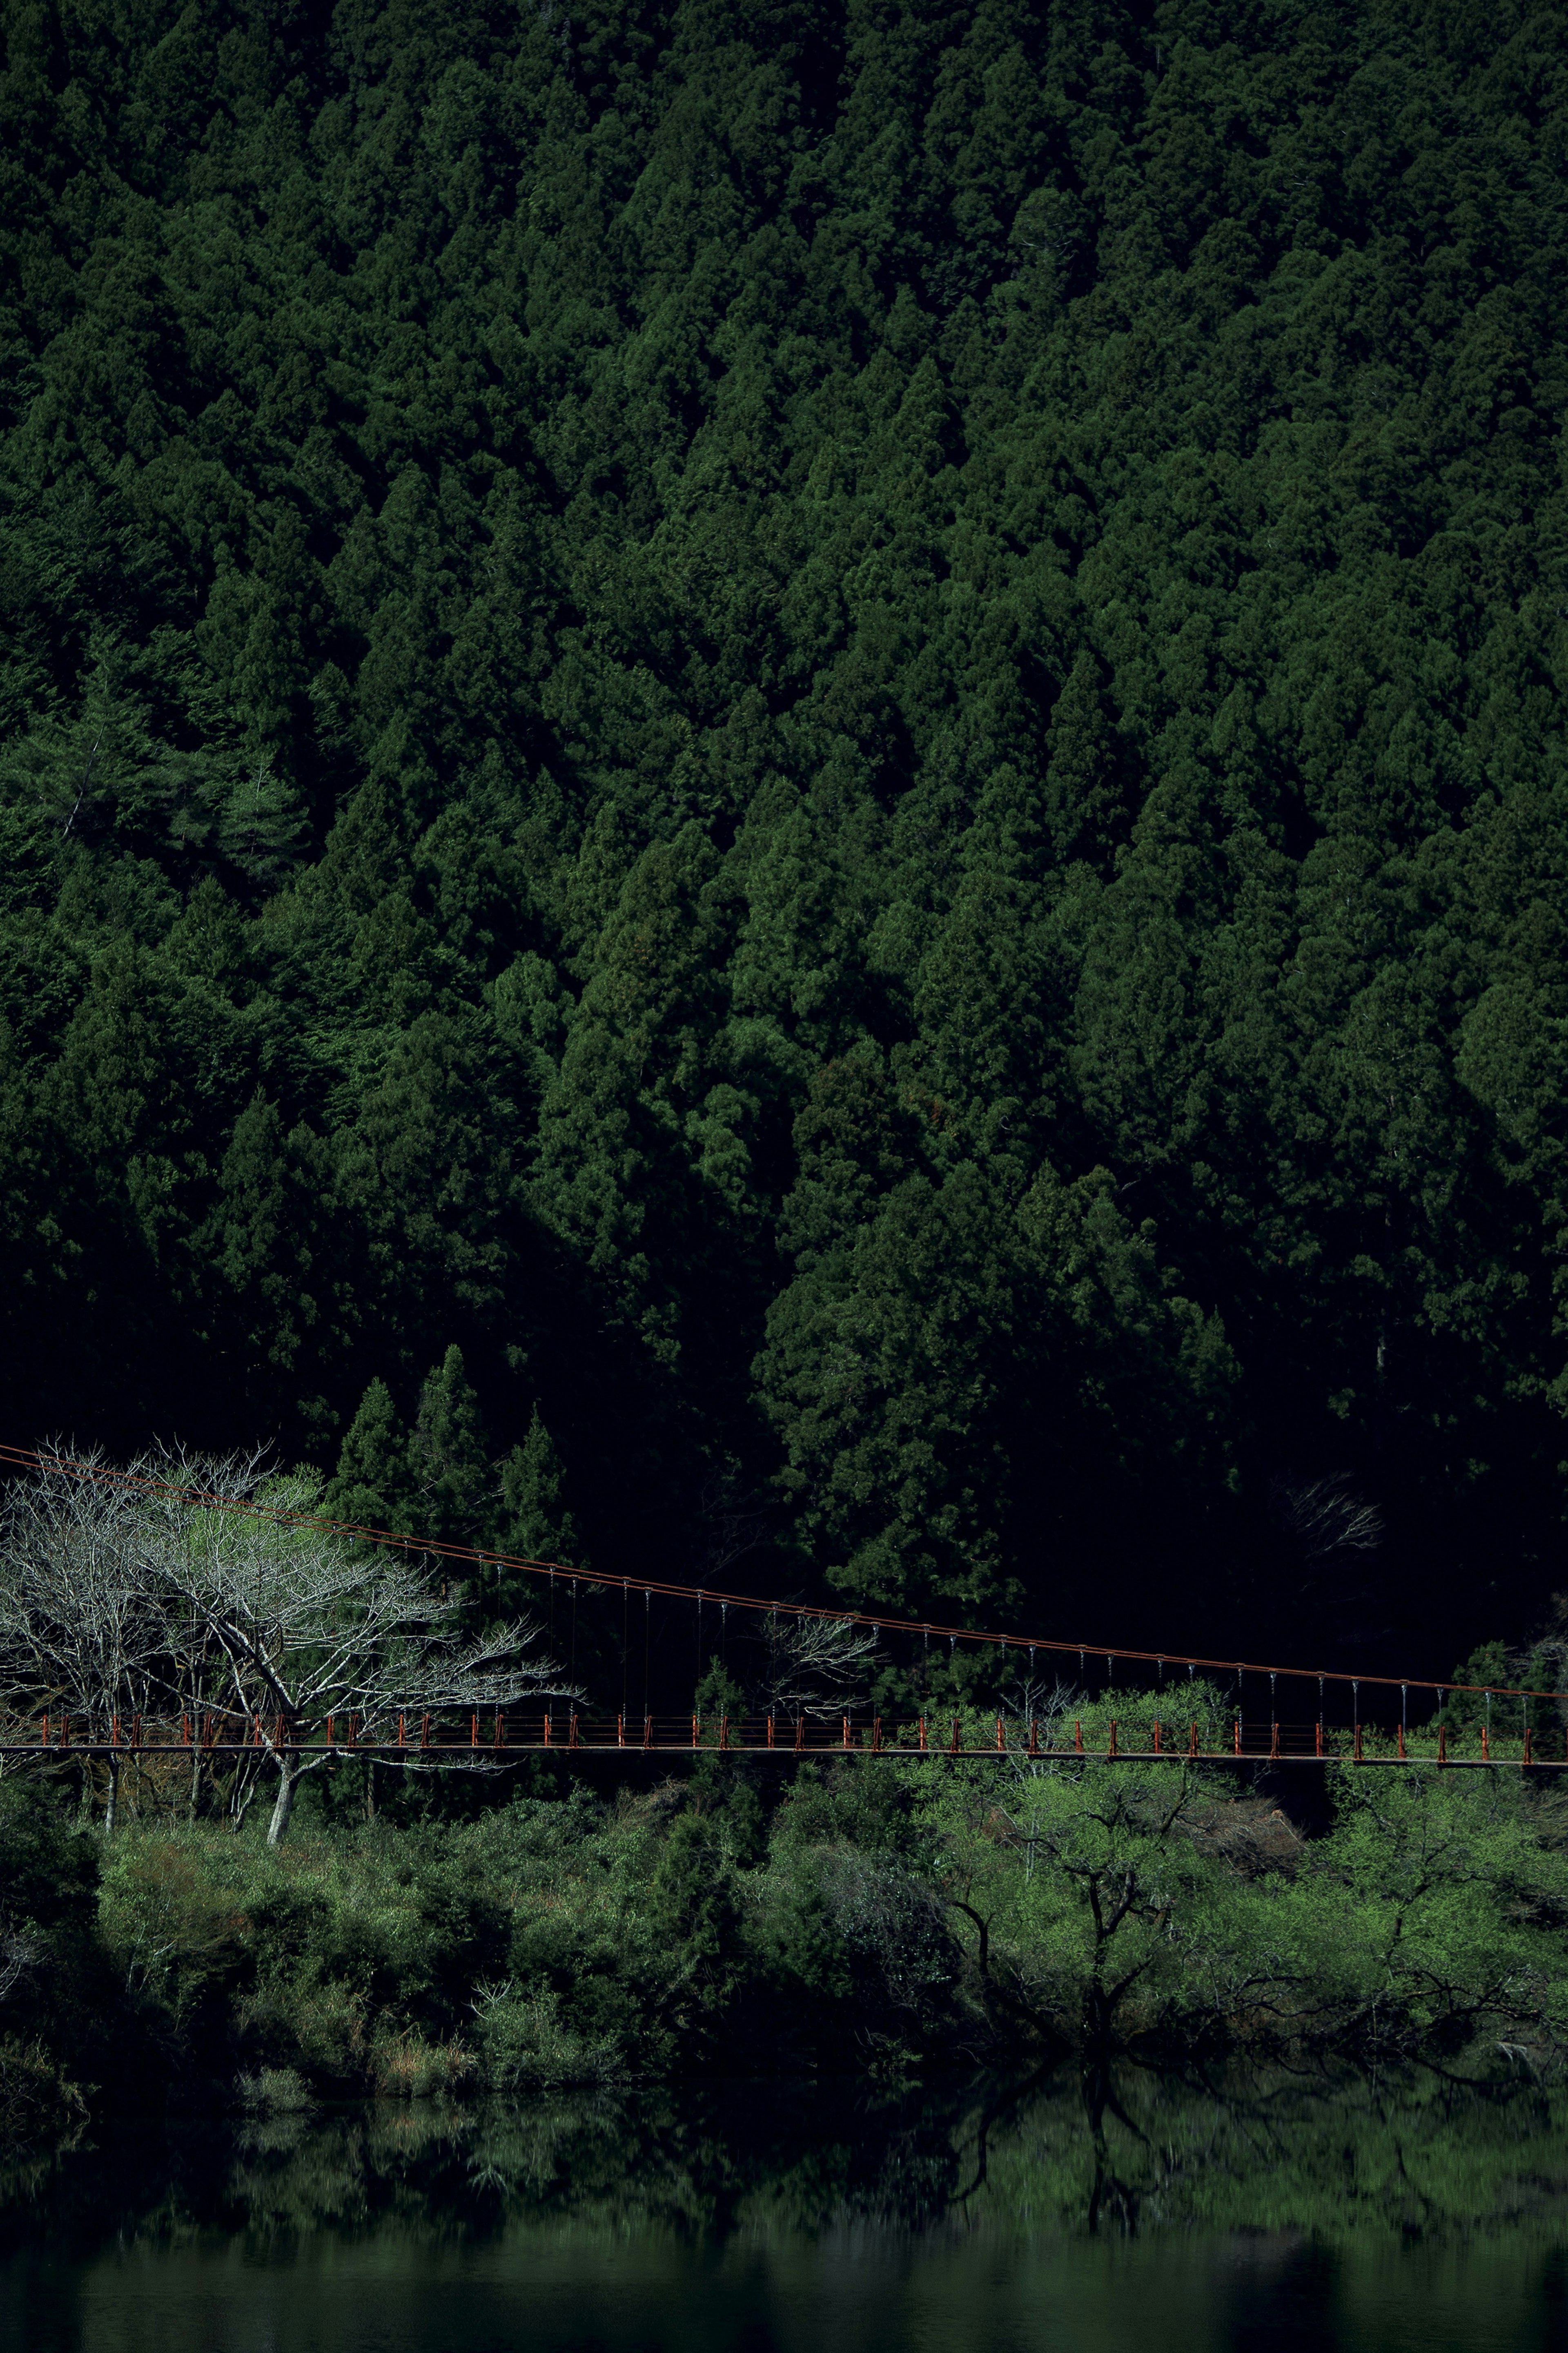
1,1441,1561,1708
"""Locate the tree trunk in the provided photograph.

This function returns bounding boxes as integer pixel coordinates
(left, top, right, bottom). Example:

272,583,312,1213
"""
267,1757,300,1846
104,1752,119,1835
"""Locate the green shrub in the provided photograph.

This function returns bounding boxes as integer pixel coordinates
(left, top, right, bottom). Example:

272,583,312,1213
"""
14,1727,1568,2124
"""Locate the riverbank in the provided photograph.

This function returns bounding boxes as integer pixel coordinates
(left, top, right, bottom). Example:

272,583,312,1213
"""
4,1719,1566,2130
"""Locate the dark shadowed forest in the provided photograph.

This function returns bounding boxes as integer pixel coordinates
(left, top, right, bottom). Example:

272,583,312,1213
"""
1,0,1566,1680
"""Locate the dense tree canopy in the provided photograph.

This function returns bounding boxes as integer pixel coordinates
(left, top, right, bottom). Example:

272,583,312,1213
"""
0,0,1564,1673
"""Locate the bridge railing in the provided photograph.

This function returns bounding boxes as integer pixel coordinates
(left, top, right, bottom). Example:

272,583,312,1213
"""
4,1709,1563,1766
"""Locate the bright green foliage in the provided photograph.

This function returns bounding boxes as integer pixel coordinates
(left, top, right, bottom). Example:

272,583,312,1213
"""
0,0,1566,1666
931,1757,1235,2043
1299,1766,1568,2049
912,1690,1568,2057
90,1773,973,2088
51,1725,1568,2105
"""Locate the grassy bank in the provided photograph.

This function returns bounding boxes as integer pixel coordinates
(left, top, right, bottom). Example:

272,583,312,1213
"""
3,1705,1567,2130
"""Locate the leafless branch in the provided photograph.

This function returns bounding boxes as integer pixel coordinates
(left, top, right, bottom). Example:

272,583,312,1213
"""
755,1609,877,1719
0,1445,577,1843
1272,1474,1381,1559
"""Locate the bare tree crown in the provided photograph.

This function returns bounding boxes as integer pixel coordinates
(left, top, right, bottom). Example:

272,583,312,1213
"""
0,1446,574,1840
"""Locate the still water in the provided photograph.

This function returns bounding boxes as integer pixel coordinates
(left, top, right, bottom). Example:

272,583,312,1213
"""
2,2070,1565,2353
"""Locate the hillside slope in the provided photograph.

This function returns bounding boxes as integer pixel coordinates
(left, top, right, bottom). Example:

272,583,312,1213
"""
1,0,1565,1665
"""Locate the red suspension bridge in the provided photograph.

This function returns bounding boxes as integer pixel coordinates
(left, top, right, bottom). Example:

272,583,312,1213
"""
9,1708,1552,1769
1,1441,1563,1771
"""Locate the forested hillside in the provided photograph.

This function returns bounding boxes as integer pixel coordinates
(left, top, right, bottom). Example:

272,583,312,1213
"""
0,0,1564,1671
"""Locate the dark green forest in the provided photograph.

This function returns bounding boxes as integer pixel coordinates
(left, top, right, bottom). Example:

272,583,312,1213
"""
1,0,1565,1672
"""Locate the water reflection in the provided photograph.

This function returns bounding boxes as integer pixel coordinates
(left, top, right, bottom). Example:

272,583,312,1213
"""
2,2068,1565,2352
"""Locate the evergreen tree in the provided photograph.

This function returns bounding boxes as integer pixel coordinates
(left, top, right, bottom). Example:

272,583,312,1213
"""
499,1407,579,1567
0,0,1563,1666
326,1379,416,1531
410,1346,492,1545
218,754,307,887
1045,651,1124,869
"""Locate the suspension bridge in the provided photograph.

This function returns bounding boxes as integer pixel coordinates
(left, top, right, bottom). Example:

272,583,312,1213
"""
0,1441,1562,1771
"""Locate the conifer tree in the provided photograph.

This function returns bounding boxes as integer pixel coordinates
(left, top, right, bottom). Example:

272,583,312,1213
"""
410,1347,492,1545
326,1379,416,1531
499,1407,579,1564
1045,649,1125,868
218,755,307,885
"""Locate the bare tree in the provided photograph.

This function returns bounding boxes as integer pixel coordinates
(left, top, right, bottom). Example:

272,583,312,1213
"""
754,1609,877,1720
0,1452,167,1829
1003,1673,1083,1764
146,1455,575,1843
1272,1474,1382,1559
695,1472,773,1583
0,1924,43,2006
0,1449,576,1844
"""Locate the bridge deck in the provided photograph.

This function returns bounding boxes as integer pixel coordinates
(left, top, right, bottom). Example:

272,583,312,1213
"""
5,1714,1561,1767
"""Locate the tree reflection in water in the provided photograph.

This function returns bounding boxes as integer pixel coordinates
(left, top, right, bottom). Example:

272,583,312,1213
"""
2,2063,1565,2254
